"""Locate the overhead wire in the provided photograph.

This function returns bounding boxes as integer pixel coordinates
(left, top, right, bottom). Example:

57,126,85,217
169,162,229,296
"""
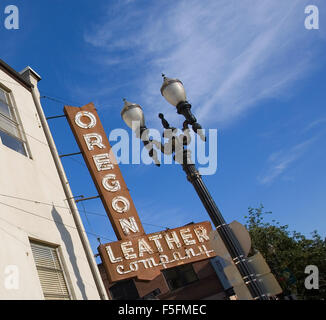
0,217,33,249
0,85,176,241
64,154,86,167
0,110,173,232
80,199,95,234
40,94,113,111
40,94,82,107
0,206,120,292
0,192,173,230
0,77,112,110
0,199,205,257
23,130,50,148
0,199,116,243
0,74,215,267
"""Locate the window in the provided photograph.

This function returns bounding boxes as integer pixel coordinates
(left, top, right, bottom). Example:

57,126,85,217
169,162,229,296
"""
162,263,199,291
109,279,140,300
142,288,161,300
0,87,28,156
30,241,71,300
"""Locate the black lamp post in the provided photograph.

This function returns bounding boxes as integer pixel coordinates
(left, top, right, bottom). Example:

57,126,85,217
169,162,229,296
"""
121,75,268,300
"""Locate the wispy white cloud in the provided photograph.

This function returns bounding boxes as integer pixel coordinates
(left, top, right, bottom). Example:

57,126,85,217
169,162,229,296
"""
83,0,324,128
257,138,316,185
303,117,326,133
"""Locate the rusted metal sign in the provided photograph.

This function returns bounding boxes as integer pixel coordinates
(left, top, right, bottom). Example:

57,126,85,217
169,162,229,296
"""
99,221,216,282
64,103,216,282
64,103,145,240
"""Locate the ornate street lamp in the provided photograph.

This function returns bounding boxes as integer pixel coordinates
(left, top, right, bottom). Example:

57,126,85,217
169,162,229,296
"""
121,75,268,300
160,75,205,141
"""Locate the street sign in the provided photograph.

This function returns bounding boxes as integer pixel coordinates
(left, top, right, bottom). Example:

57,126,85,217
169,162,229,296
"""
228,221,251,257
209,223,282,299
247,251,270,275
209,221,251,257
248,252,283,296
209,227,252,300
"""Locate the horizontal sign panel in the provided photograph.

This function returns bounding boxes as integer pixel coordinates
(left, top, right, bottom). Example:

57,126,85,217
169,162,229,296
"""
98,221,217,282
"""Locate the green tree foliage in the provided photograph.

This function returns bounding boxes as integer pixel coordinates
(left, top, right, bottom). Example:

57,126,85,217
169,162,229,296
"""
244,205,325,300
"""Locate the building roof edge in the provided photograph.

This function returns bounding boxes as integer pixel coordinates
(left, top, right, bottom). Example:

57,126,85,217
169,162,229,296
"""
0,59,34,89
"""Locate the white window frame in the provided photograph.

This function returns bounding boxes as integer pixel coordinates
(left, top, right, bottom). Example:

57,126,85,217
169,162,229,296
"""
30,240,74,300
0,83,30,157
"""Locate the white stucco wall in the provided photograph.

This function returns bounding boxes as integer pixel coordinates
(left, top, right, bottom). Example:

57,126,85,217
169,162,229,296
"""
0,66,102,300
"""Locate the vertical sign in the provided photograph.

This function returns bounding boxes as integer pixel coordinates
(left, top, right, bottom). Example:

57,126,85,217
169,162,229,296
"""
64,103,145,240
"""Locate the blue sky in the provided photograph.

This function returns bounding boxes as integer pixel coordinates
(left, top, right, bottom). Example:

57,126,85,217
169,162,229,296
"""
1,0,326,258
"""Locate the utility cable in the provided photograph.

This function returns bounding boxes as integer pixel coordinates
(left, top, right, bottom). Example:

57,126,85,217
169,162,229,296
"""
0,199,116,243
40,94,81,107
0,199,204,256
0,77,111,110
80,200,95,234
0,193,172,230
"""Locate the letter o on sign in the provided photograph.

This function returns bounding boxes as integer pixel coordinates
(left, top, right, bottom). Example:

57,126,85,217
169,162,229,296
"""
75,111,97,129
112,196,130,214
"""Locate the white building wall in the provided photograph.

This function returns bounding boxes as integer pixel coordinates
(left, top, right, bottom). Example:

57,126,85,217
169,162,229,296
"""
0,65,103,300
